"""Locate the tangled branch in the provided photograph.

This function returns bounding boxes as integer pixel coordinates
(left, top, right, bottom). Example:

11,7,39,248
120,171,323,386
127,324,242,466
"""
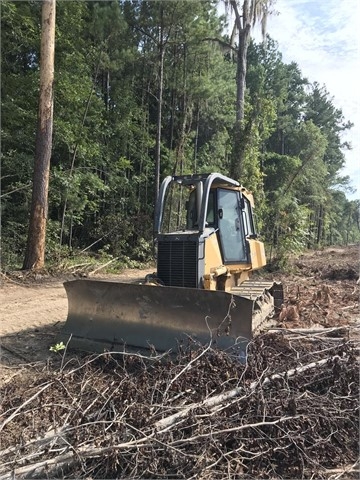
1,331,358,479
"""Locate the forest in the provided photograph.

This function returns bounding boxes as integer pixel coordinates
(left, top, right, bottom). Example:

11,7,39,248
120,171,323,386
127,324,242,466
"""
1,0,359,272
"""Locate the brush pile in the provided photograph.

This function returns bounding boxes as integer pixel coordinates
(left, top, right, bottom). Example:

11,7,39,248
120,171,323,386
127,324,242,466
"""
1,330,358,479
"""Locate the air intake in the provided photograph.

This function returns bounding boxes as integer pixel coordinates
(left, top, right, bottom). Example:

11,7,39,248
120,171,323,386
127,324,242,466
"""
157,240,198,288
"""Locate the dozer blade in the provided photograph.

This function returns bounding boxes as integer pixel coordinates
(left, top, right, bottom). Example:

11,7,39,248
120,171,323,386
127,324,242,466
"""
58,279,257,355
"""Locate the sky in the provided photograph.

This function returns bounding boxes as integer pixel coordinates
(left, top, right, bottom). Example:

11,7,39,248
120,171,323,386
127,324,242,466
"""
235,0,360,200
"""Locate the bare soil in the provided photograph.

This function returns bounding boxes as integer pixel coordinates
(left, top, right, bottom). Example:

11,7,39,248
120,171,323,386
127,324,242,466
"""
0,268,154,379
0,245,359,380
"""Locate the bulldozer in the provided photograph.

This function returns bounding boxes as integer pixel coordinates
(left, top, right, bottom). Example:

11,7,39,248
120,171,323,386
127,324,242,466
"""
58,173,283,356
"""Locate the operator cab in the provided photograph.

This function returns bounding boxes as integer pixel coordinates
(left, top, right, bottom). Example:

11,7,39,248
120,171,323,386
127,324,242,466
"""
156,173,257,264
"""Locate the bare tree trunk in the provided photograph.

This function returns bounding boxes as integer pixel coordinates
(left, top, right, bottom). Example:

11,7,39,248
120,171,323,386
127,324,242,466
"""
193,104,200,173
227,0,272,181
23,0,56,270
59,49,101,246
229,0,251,181
316,204,324,246
154,5,165,207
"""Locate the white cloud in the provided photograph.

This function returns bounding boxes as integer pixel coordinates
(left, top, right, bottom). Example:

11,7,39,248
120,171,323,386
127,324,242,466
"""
265,0,360,199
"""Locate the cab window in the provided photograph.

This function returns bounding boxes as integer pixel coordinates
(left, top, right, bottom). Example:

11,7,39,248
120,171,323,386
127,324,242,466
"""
217,189,247,263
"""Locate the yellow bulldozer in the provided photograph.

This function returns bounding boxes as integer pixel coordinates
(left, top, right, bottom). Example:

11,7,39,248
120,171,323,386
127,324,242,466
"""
58,173,283,355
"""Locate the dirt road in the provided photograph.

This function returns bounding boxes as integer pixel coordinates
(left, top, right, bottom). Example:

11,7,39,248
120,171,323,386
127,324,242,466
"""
0,281,67,336
0,269,153,373
0,267,154,336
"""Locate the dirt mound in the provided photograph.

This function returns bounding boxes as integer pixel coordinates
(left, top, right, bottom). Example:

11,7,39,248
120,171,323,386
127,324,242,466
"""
294,245,359,280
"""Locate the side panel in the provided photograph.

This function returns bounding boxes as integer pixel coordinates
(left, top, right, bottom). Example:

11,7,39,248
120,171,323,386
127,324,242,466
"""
58,280,254,355
204,233,223,275
247,238,267,270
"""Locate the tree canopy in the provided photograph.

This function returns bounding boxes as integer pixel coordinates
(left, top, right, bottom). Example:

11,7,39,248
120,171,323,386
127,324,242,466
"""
1,0,359,271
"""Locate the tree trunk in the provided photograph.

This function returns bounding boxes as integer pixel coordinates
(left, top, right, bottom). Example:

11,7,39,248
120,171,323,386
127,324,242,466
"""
193,104,200,173
154,5,165,207
23,0,56,270
229,0,251,181
59,49,100,246
316,204,324,246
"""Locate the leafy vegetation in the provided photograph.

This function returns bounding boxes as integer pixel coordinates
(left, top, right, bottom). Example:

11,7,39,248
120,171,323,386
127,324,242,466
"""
1,0,359,271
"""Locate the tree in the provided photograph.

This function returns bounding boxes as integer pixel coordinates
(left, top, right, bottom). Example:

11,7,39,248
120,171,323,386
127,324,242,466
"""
1,1,41,266
23,0,56,270
125,0,176,206
304,82,352,179
226,0,274,180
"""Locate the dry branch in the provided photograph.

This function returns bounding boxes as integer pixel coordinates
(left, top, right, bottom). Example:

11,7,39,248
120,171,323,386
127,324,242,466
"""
154,353,345,431
267,326,349,337
1,333,358,479
0,382,53,432
88,258,118,275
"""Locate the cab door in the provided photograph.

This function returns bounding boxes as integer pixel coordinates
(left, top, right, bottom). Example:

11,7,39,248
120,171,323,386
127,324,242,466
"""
217,189,248,263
